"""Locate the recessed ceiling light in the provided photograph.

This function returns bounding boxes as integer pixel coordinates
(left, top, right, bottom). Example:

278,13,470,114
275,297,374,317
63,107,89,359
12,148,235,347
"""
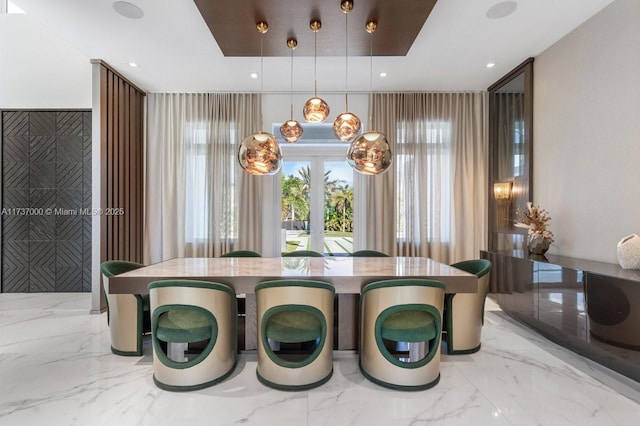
486,62,496,68
250,72,258,79
379,72,387,78
128,62,139,68
112,1,144,19
486,1,517,19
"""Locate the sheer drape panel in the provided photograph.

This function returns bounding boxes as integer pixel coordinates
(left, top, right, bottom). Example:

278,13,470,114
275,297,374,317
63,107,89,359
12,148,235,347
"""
144,93,261,263
357,92,487,263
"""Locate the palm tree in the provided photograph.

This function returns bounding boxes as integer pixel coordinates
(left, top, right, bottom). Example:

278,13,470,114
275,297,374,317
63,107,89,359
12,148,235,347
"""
330,184,354,233
297,165,340,199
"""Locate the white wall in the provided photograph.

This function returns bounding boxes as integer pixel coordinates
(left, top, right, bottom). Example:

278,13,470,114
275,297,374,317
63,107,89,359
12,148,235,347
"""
534,0,640,263
0,14,91,109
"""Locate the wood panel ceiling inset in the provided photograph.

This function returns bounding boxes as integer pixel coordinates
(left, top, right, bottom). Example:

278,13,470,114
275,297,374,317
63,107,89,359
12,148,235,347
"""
193,0,437,57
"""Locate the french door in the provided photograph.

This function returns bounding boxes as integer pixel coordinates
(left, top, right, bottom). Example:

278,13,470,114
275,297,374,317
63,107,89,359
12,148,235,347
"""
280,151,354,256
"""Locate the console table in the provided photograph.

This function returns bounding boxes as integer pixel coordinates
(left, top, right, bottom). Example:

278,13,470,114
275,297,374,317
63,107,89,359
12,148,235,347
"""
482,250,640,383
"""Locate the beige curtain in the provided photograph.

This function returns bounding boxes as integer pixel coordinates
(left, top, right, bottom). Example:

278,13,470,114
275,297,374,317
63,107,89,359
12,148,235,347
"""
355,92,488,263
144,93,262,262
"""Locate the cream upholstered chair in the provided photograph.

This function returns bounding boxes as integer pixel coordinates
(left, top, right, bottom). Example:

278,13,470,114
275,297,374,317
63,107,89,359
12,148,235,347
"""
100,260,150,356
444,259,492,354
359,279,445,390
255,279,334,390
148,280,237,391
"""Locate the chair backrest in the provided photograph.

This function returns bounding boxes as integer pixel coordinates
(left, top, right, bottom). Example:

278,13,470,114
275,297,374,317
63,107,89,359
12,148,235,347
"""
100,260,144,278
349,250,389,257
449,259,493,329
254,279,335,389
221,250,262,257
147,279,237,390
450,259,492,278
256,279,335,293
359,278,445,388
281,250,324,257
100,260,145,321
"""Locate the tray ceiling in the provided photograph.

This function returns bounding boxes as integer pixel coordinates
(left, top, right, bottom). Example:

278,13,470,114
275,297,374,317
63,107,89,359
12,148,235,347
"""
194,0,438,57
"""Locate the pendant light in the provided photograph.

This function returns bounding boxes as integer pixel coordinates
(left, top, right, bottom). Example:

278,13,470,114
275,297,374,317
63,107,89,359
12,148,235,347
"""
238,21,283,176
280,38,304,143
346,20,392,175
332,0,361,141
303,19,330,123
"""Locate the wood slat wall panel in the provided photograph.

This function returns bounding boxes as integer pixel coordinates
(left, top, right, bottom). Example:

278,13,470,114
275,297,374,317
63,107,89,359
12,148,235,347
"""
96,61,145,264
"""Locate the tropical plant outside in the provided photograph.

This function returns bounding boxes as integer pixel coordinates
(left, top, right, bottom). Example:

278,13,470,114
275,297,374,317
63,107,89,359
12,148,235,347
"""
281,166,354,233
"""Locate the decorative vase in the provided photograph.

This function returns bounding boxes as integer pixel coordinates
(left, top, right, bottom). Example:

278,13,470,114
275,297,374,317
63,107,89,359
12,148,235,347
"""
617,234,640,269
527,235,551,255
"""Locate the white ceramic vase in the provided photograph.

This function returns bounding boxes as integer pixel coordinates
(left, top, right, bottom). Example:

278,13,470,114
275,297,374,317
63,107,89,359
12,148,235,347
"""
616,234,640,269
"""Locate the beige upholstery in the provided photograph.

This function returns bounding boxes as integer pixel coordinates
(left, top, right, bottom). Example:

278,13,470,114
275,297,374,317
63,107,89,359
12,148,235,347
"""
149,280,237,391
255,280,334,390
100,260,148,356
359,279,444,390
104,276,142,354
445,259,492,354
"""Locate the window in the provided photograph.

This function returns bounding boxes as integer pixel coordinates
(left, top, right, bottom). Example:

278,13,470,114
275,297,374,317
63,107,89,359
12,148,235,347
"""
184,121,238,243
395,120,452,244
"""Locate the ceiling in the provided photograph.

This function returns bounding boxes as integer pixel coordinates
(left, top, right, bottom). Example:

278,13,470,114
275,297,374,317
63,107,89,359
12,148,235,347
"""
10,0,613,93
194,0,437,57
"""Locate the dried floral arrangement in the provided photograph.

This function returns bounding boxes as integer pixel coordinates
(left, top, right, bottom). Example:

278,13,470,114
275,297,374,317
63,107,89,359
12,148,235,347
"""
515,202,554,242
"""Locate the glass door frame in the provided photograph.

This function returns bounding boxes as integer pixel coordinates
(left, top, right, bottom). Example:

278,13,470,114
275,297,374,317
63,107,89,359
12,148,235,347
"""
280,144,350,255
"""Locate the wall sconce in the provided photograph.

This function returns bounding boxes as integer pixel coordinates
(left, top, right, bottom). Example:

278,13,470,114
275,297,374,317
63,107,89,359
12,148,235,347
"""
493,181,512,230
493,181,512,200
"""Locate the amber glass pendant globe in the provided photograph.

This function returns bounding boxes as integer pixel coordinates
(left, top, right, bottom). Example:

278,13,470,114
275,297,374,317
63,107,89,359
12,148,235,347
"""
280,120,304,143
346,131,392,175
333,112,361,141
238,131,282,176
303,97,330,123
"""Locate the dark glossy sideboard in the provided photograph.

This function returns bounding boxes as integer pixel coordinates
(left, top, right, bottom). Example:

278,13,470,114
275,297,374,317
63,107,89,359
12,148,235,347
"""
481,250,640,383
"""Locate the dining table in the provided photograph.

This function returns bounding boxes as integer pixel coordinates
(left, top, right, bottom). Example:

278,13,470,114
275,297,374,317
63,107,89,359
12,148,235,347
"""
108,256,478,350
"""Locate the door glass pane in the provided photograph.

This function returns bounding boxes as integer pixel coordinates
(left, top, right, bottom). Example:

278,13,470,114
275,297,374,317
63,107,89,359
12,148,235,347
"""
281,161,311,253
323,161,354,256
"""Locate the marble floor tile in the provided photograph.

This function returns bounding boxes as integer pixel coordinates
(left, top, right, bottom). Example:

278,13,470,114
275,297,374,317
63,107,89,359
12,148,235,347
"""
0,293,639,426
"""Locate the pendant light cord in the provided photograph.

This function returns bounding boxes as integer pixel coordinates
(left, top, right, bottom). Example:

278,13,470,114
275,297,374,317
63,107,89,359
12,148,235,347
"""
344,11,349,111
314,30,318,97
368,33,373,130
260,31,264,131
290,45,294,119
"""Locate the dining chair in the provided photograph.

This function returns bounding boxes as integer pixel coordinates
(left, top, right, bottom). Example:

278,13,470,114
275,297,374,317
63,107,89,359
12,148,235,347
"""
148,279,237,391
349,250,389,257
359,278,445,390
255,279,334,390
281,250,324,257
100,260,150,356
444,259,492,354
221,250,262,257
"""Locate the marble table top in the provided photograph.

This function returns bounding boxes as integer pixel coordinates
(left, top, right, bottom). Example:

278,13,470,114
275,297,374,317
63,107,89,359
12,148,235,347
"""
108,256,478,294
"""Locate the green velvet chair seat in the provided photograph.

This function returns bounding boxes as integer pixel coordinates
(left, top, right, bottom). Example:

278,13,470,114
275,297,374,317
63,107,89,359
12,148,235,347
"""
266,310,322,343
381,310,436,342
156,310,212,343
